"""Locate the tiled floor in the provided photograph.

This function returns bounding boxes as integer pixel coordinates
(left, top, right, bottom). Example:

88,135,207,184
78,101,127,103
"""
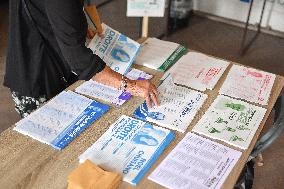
0,1,283,188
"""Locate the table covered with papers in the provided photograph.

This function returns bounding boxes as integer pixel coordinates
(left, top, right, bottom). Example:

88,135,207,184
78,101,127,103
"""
0,58,284,189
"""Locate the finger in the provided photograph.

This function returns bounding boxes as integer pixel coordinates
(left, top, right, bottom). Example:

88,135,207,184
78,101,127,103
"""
151,86,159,97
145,95,151,109
150,92,159,107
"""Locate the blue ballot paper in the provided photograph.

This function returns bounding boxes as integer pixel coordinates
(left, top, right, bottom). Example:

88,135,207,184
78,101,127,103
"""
14,91,109,150
79,115,175,185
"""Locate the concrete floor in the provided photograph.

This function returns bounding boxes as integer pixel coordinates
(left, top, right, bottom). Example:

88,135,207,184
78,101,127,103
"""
0,1,284,189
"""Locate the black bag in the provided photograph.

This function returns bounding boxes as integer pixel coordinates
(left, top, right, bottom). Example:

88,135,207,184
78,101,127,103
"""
22,0,78,98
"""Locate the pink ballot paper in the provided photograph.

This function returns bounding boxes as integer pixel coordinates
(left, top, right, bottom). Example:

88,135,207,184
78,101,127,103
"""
161,52,229,91
148,132,242,189
219,65,275,105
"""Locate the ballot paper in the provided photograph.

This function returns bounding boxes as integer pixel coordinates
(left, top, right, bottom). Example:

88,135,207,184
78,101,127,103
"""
219,65,275,105
193,95,266,149
14,91,109,150
79,115,175,185
127,0,166,17
133,75,207,133
88,23,141,75
75,69,152,106
161,52,229,91
135,38,187,71
148,132,242,189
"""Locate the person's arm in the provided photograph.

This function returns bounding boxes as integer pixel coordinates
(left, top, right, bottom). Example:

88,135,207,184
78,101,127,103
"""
93,66,159,107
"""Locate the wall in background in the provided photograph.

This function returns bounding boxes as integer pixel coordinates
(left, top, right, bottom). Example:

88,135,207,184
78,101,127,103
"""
193,0,284,32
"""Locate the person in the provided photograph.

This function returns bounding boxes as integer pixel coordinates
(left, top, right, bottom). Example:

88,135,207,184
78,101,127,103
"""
4,0,159,118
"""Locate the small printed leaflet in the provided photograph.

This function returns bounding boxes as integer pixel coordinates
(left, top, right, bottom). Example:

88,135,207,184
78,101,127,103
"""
161,52,229,91
192,95,266,149
88,23,141,74
219,65,275,105
149,132,242,189
14,91,109,150
127,0,166,17
135,38,187,72
133,75,207,133
79,115,175,185
75,69,152,106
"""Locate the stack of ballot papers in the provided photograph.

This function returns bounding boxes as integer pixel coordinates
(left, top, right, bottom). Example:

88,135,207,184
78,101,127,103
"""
134,38,187,71
133,75,207,133
219,65,275,105
75,69,152,106
14,91,109,150
88,23,141,75
161,52,229,91
79,115,175,185
68,160,121,189
192,95,266,149
148,132,242,189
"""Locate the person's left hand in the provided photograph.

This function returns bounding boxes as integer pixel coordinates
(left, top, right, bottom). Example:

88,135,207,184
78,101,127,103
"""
87,27,104,39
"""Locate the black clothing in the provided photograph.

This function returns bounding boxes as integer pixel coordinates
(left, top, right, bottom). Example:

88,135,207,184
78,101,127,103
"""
4,0,106,98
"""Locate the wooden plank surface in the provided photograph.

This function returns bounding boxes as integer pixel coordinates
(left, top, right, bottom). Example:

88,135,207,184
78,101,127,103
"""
0,61,283,189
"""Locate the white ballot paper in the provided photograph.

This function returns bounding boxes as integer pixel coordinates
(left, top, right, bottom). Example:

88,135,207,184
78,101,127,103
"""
127,0,166,17
14,91,109,150
162,52,229,91
219,65,275,105
79,115,175,185
193,95,266,149
134,75,207,132
88,23,141,74
148,132,242,189
135,38,187,71
75,69,152,106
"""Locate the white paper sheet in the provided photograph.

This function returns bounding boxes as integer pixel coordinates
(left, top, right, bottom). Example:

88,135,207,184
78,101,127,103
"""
127,0,166,17
88,23,141,74
219,65,275,105
193,95,266,149
162,52,229,91
134,75,207,132
14,91,109,149
134,38,185,71
75,69,152,106
149,132,242,189
79,115,175,185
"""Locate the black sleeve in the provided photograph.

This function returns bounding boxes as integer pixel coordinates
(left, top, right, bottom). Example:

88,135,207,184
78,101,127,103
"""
45,0,105,80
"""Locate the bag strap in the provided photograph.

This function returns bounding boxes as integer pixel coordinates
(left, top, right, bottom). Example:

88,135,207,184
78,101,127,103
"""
21,0,68,84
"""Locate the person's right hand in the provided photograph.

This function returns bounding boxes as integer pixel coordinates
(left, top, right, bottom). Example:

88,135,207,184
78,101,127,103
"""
127,79,159,108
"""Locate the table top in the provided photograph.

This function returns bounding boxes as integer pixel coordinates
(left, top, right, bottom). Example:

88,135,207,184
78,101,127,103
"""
0,60,283,189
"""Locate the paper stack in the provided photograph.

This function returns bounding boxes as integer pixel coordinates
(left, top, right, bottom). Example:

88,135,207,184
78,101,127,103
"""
135,38,187,71
14,91,109,150
133,75,207,133
162,52,229,91
79,115,175,185
149,132,242,189
88,23,141,75
192,95,266,149
219,64,275,105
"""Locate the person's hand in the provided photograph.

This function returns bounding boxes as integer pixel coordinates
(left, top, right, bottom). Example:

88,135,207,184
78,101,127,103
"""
87,27,104,39
128,80,159,108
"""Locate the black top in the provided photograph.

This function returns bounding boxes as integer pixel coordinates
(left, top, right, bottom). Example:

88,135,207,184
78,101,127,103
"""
4,0,106,98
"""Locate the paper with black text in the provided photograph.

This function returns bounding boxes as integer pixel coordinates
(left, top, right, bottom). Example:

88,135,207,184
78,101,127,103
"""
148,132,242,189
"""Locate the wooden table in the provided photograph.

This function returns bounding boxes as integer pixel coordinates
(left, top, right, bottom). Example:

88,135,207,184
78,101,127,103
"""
0,60,283,189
